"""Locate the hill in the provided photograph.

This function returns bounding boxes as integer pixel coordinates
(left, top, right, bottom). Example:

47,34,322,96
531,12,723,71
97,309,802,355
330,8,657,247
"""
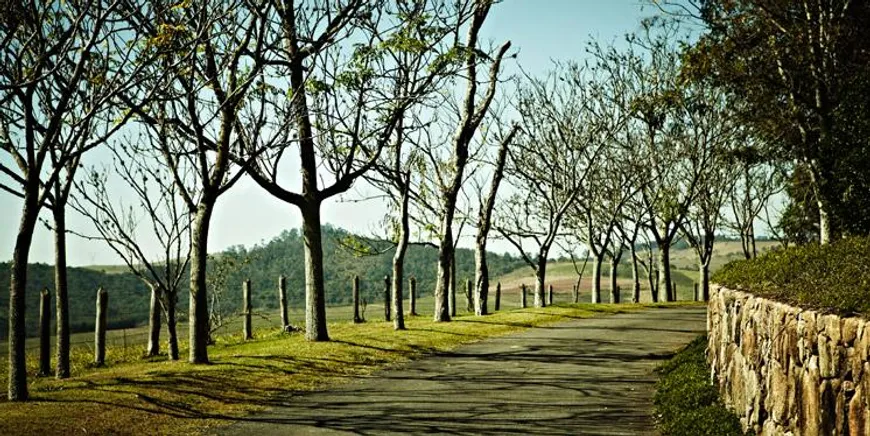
1,225,524,339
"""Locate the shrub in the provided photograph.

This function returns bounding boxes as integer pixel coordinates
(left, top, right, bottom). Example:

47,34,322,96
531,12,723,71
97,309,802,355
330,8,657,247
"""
712,237,870,317
654,336,747,436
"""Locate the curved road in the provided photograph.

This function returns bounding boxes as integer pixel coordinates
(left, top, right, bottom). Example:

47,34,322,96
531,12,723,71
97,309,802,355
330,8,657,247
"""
216,306,706,435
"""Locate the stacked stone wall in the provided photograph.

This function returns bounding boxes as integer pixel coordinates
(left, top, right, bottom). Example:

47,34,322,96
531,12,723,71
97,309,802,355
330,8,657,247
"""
708,285,870,435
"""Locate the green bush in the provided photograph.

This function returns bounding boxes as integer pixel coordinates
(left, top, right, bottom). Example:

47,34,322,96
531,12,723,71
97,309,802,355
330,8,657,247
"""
712,237,870,317
654,336,747,436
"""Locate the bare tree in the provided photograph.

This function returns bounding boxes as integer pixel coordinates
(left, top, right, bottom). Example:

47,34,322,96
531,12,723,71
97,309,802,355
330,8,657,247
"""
71,135,194,361
0,0,157,398
237,0,474,339
432,0,511,322
122,0,270,362
472,121,517,315
495,65,608,308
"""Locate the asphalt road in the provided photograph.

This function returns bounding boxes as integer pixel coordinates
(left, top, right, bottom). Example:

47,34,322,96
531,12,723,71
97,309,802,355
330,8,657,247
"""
215,306,707,436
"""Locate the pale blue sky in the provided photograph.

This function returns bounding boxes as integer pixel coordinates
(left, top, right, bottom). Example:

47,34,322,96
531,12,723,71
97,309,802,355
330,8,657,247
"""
0,1,658,266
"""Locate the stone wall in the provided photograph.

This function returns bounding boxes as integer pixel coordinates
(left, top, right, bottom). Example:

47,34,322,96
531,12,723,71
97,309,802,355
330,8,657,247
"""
708,285,870,435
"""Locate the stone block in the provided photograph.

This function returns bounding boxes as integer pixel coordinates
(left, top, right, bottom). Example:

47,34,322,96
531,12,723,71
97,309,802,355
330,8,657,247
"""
802,358,821,436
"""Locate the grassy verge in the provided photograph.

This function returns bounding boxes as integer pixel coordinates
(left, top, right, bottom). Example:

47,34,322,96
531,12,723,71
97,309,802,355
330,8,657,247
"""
0,302,683,435
653,335,748,436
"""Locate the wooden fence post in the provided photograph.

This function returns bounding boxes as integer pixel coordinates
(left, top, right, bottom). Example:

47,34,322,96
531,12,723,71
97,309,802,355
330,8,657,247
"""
495,282,501,311
672,281,678,302
94,288,108,366
694,283,699,302
520,284,527,309
548,284,554,306
278,275,289,329
383,276,391,322
39,288,51,376
409,277,417,316
353,275,363,323
243,279,252,340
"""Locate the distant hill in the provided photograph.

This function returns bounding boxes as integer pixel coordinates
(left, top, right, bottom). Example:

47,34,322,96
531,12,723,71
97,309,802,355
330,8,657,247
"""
1,225,524,338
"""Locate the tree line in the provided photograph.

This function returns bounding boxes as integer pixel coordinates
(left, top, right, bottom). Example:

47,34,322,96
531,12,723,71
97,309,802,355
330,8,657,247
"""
3,0,868,402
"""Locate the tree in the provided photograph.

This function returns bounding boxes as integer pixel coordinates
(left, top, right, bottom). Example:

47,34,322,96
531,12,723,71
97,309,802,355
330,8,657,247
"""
432,0,510,322
496,65,608,308
238,0,471,339
725,146,786,258
671,0,870,243
597,20,710,302
0,0,154,398
473,122,517,315
123,0,269,362
71,137,195,361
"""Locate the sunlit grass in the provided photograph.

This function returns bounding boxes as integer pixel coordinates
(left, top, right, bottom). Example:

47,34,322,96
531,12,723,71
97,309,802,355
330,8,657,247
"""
0,301,701,435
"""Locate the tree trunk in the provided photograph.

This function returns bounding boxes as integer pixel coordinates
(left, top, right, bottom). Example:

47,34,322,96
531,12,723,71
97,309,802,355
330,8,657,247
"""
243,279,252,340
699,262,710,302
658,242,673,302
189,202,214,363
434,226,454,322
147,284,161,357
573,274,582,303
301,202,329,341
609,252,621,304
449,255,457,317
391,168,408,330
352,275,362,323
535,255,547,308
94,288,108,366
591,254,603,304
52,205,70,379
651,269,660,303
165,292,179,361
409,277,417,316
630,247,641,303
474,245,489,316
8,193,39,401
278,275,289,328
465,278,473,313
39,289,51,377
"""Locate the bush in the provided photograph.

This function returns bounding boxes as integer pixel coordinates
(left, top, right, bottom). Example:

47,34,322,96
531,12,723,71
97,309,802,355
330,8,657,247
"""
712,237,870,317
654,336,747,436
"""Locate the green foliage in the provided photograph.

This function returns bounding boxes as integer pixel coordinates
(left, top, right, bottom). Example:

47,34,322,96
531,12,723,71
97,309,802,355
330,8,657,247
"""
712,237,870,316
1,226,523,339
216,225,524,315
654,336,747,436
0,263,151,340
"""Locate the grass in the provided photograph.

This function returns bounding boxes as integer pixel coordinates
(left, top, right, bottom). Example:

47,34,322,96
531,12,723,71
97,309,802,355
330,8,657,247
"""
654,335,748,436
0,302,685,435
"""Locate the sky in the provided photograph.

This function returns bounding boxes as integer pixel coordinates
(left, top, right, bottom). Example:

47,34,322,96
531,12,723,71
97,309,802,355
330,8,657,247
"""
0,1,661,267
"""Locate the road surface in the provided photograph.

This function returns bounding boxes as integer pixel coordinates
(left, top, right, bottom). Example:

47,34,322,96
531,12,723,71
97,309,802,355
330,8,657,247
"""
216,306,706,435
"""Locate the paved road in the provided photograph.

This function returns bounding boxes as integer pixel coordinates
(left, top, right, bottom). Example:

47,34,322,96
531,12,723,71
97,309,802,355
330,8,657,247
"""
216,306,706,436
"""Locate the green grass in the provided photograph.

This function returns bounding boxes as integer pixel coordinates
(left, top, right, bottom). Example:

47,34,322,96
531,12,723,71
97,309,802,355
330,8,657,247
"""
654,335,748,436
713,237,870,317
0,302,678,435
